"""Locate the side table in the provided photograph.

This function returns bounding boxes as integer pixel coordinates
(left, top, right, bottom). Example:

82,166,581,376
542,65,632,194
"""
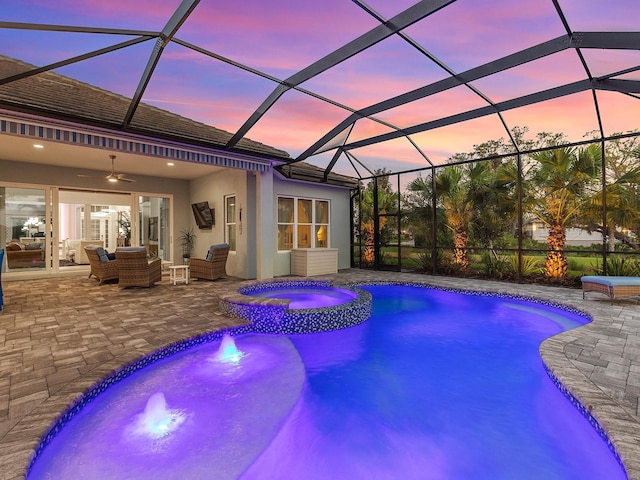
169,265,189,285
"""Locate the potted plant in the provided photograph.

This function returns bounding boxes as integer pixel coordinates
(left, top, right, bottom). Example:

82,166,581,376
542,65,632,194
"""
117,211,131,246
177,227,197,262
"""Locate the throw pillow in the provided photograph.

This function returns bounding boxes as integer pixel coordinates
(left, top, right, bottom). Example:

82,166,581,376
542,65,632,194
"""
6,242,23,251
115,246,147,253
95,247,109,263
206,243,228,261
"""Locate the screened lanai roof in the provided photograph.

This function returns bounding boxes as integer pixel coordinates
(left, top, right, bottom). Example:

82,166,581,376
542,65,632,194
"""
1,0,640,180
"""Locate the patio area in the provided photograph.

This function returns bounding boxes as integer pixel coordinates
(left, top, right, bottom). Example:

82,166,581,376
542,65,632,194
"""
1,270,639,479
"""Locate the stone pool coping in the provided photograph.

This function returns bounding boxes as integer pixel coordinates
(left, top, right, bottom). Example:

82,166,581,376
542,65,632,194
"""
8,274,640,479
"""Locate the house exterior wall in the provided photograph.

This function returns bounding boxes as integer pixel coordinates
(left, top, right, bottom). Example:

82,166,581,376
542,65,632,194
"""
526,224,604,247
272,174,351,277
190,169,352,280
1,157,353,281
190,168,248,279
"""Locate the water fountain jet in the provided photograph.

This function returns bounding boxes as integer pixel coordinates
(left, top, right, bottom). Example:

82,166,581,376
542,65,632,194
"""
135,392,184,439
143,392,171,434
215,333,243,364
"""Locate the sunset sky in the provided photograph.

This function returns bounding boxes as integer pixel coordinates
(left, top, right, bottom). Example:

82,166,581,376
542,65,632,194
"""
2,0,640,176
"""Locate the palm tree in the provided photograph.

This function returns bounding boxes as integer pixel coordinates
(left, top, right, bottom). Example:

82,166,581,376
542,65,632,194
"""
466,160,518,251
582,143,640,251
435,166,474,269
406,173,437,246
528,145,600,278
357,170,398,265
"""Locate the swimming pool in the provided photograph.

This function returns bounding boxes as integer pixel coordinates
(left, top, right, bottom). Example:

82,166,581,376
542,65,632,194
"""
27,285,626,479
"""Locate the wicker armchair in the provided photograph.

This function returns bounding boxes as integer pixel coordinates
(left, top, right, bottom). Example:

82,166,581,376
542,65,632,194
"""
115,247,162,288
189,243,229,281
85,246,119,285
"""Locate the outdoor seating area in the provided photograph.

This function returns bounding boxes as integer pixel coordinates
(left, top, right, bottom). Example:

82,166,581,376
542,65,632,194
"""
85,245,168,288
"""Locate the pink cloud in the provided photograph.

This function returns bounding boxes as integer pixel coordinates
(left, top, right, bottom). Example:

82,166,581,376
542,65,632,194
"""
596,91,640,136
501,91,601,143
374,86,489,130
404,0,565,72
232,89,353,157
301,35,448,111
559,0,640,31
47,0,178,26
470,50,588,103
177,0,378,76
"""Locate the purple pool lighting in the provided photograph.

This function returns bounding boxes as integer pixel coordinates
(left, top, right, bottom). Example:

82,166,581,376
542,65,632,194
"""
220,280,372,334
249,286,357,309
27,285,627,479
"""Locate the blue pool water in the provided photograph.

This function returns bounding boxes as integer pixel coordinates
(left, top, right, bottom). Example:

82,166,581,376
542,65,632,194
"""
28,285,627,479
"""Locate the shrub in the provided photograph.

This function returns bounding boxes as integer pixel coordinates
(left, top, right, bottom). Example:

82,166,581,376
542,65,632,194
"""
414,250,432,272
437,250,464,275
481,251,512,279
590,257,640,276
508,254,542,277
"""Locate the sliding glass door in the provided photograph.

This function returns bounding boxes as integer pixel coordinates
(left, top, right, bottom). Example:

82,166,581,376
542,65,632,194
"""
139,195,170,261
58,190,131,267
2,186,172,275
1,186,48,271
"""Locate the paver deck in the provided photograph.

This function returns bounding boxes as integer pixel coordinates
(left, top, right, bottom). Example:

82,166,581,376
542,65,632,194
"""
1,270,639,479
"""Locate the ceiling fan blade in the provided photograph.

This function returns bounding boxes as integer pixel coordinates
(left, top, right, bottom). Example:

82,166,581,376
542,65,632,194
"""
115,173,135,182
77,154,135,182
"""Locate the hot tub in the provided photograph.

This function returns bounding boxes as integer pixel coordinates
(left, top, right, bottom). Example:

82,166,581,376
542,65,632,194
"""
219,279,372,334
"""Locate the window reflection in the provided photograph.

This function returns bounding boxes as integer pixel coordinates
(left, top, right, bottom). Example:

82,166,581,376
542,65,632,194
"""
277,196,329,250
225,195,237,251
1,187,46,270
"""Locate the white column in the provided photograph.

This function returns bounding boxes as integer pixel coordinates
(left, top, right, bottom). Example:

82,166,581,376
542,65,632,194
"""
256,170,274,279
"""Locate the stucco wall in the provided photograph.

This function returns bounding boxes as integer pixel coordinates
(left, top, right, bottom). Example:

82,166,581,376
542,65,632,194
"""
272,174,352,277
190,168,248,278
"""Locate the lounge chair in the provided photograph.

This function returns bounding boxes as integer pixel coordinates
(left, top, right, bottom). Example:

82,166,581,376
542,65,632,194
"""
581,276,640,303
189,243,229,281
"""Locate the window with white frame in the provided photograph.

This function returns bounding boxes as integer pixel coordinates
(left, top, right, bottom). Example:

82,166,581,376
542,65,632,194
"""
225,195,236,252
277,196,329,251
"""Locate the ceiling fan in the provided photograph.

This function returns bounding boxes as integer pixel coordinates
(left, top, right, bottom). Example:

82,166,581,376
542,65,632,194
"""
77,154,136,183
